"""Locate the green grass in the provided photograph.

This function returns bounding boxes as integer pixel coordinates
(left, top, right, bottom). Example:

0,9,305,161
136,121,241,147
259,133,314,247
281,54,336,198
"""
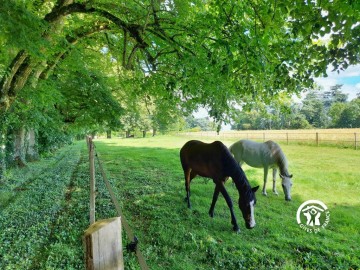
0,135,359,269
93,136,360,269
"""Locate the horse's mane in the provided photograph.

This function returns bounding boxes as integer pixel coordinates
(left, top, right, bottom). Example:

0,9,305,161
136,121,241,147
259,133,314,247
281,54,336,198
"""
272,144,290,176
222,146,252,195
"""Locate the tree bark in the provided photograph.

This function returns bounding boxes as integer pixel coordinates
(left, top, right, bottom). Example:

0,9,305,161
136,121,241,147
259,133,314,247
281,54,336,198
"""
0,50,28,111
0,119,7,181
13,127,27,167
25,129,39,162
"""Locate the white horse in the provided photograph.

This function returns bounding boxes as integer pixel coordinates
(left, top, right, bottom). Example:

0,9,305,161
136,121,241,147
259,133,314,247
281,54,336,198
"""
229,140,293,201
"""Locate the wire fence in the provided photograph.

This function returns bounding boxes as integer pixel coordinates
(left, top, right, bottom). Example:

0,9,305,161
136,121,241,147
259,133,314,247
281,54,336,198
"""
176,130,360,150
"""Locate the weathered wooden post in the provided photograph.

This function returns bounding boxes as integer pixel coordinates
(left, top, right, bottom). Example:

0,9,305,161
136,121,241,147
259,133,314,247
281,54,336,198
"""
316,132,319,146
355,133,358,150
84,217,124,270
89,137,96,225
286,133,289,145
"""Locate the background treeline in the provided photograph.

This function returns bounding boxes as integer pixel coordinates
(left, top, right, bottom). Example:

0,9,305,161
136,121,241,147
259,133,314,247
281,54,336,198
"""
231,85,360,130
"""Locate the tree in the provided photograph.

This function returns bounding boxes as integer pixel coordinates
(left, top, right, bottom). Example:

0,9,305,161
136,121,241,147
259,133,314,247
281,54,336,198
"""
322,84,348,108
329,102,347,127
1,0,360,177
333,98,360,128
300,91,329,128
184,116,216,131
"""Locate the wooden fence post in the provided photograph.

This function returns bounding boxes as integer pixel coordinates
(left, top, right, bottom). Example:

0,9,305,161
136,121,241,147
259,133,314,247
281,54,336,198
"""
286,133,289,145
89,137,96,225
84,217,124,270
355,133,358,150
316,132,319,146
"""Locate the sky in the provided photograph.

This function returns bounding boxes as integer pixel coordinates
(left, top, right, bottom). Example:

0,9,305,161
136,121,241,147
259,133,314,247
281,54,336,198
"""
314,64,360,101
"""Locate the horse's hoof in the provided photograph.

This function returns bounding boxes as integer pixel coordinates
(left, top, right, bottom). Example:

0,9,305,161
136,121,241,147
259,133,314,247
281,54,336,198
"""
273,192,279,196
262,192,268,196
209,211,214,218
233,226,240,233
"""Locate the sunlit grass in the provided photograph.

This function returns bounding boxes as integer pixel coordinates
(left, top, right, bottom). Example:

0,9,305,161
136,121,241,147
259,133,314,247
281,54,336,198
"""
94,135,360,269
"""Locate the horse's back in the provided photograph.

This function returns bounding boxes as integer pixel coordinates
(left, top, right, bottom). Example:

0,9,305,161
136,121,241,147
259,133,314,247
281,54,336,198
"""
180,140,230,178
264,140,287,167
264,140,281,153
231,139,278,168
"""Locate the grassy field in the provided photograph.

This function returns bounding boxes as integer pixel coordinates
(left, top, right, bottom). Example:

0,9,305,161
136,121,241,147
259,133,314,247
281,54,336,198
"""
94,136,360,269
0,135,359,269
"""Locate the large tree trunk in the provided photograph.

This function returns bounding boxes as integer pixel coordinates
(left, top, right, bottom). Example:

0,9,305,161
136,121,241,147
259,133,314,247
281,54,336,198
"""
0,119,7,181
25,129,39,162
13,127,27,167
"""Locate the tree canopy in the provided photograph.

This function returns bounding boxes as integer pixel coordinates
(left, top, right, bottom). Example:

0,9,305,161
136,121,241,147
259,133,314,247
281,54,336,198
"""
0,0,360,172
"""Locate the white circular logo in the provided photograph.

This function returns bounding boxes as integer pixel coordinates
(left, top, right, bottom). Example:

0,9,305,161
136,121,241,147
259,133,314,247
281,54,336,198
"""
296,200,330,233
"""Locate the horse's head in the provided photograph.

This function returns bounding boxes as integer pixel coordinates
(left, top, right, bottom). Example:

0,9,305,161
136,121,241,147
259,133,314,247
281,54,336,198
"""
238,186,259,229
280,174,293,201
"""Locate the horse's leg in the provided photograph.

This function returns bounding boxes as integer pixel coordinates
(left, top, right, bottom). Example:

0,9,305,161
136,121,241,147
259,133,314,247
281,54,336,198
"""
272,168,279,195
209,185,220,218
262,166,268,196
184,169,197,208
218,182,239,232
184,168,192,208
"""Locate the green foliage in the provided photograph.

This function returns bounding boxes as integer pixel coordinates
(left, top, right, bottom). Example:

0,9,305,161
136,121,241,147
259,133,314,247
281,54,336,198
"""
1,0,360,170
300,91,329,128
184,116,216,131
0,142,83,269
231,98,312,130
333,98,360,128
231,85,360,130
0,0,47,59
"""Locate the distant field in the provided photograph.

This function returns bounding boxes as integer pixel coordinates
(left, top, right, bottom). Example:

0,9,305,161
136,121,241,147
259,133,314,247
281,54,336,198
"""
179,128,360,149
1,136,359,269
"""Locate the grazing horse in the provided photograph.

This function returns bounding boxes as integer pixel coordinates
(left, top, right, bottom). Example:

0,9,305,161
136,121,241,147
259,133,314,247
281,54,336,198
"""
180,140,259,231
229,140,293,201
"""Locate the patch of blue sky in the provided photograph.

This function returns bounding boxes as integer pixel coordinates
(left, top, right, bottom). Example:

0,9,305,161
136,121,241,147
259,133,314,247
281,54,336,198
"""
337,76,360,86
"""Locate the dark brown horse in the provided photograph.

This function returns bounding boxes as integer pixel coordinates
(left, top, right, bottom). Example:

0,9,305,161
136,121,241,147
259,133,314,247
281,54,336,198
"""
180,140,259,231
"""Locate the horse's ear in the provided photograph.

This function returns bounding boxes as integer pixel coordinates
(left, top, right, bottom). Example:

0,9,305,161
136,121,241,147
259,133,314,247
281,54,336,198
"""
290,174,293,178
252,186,259,193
